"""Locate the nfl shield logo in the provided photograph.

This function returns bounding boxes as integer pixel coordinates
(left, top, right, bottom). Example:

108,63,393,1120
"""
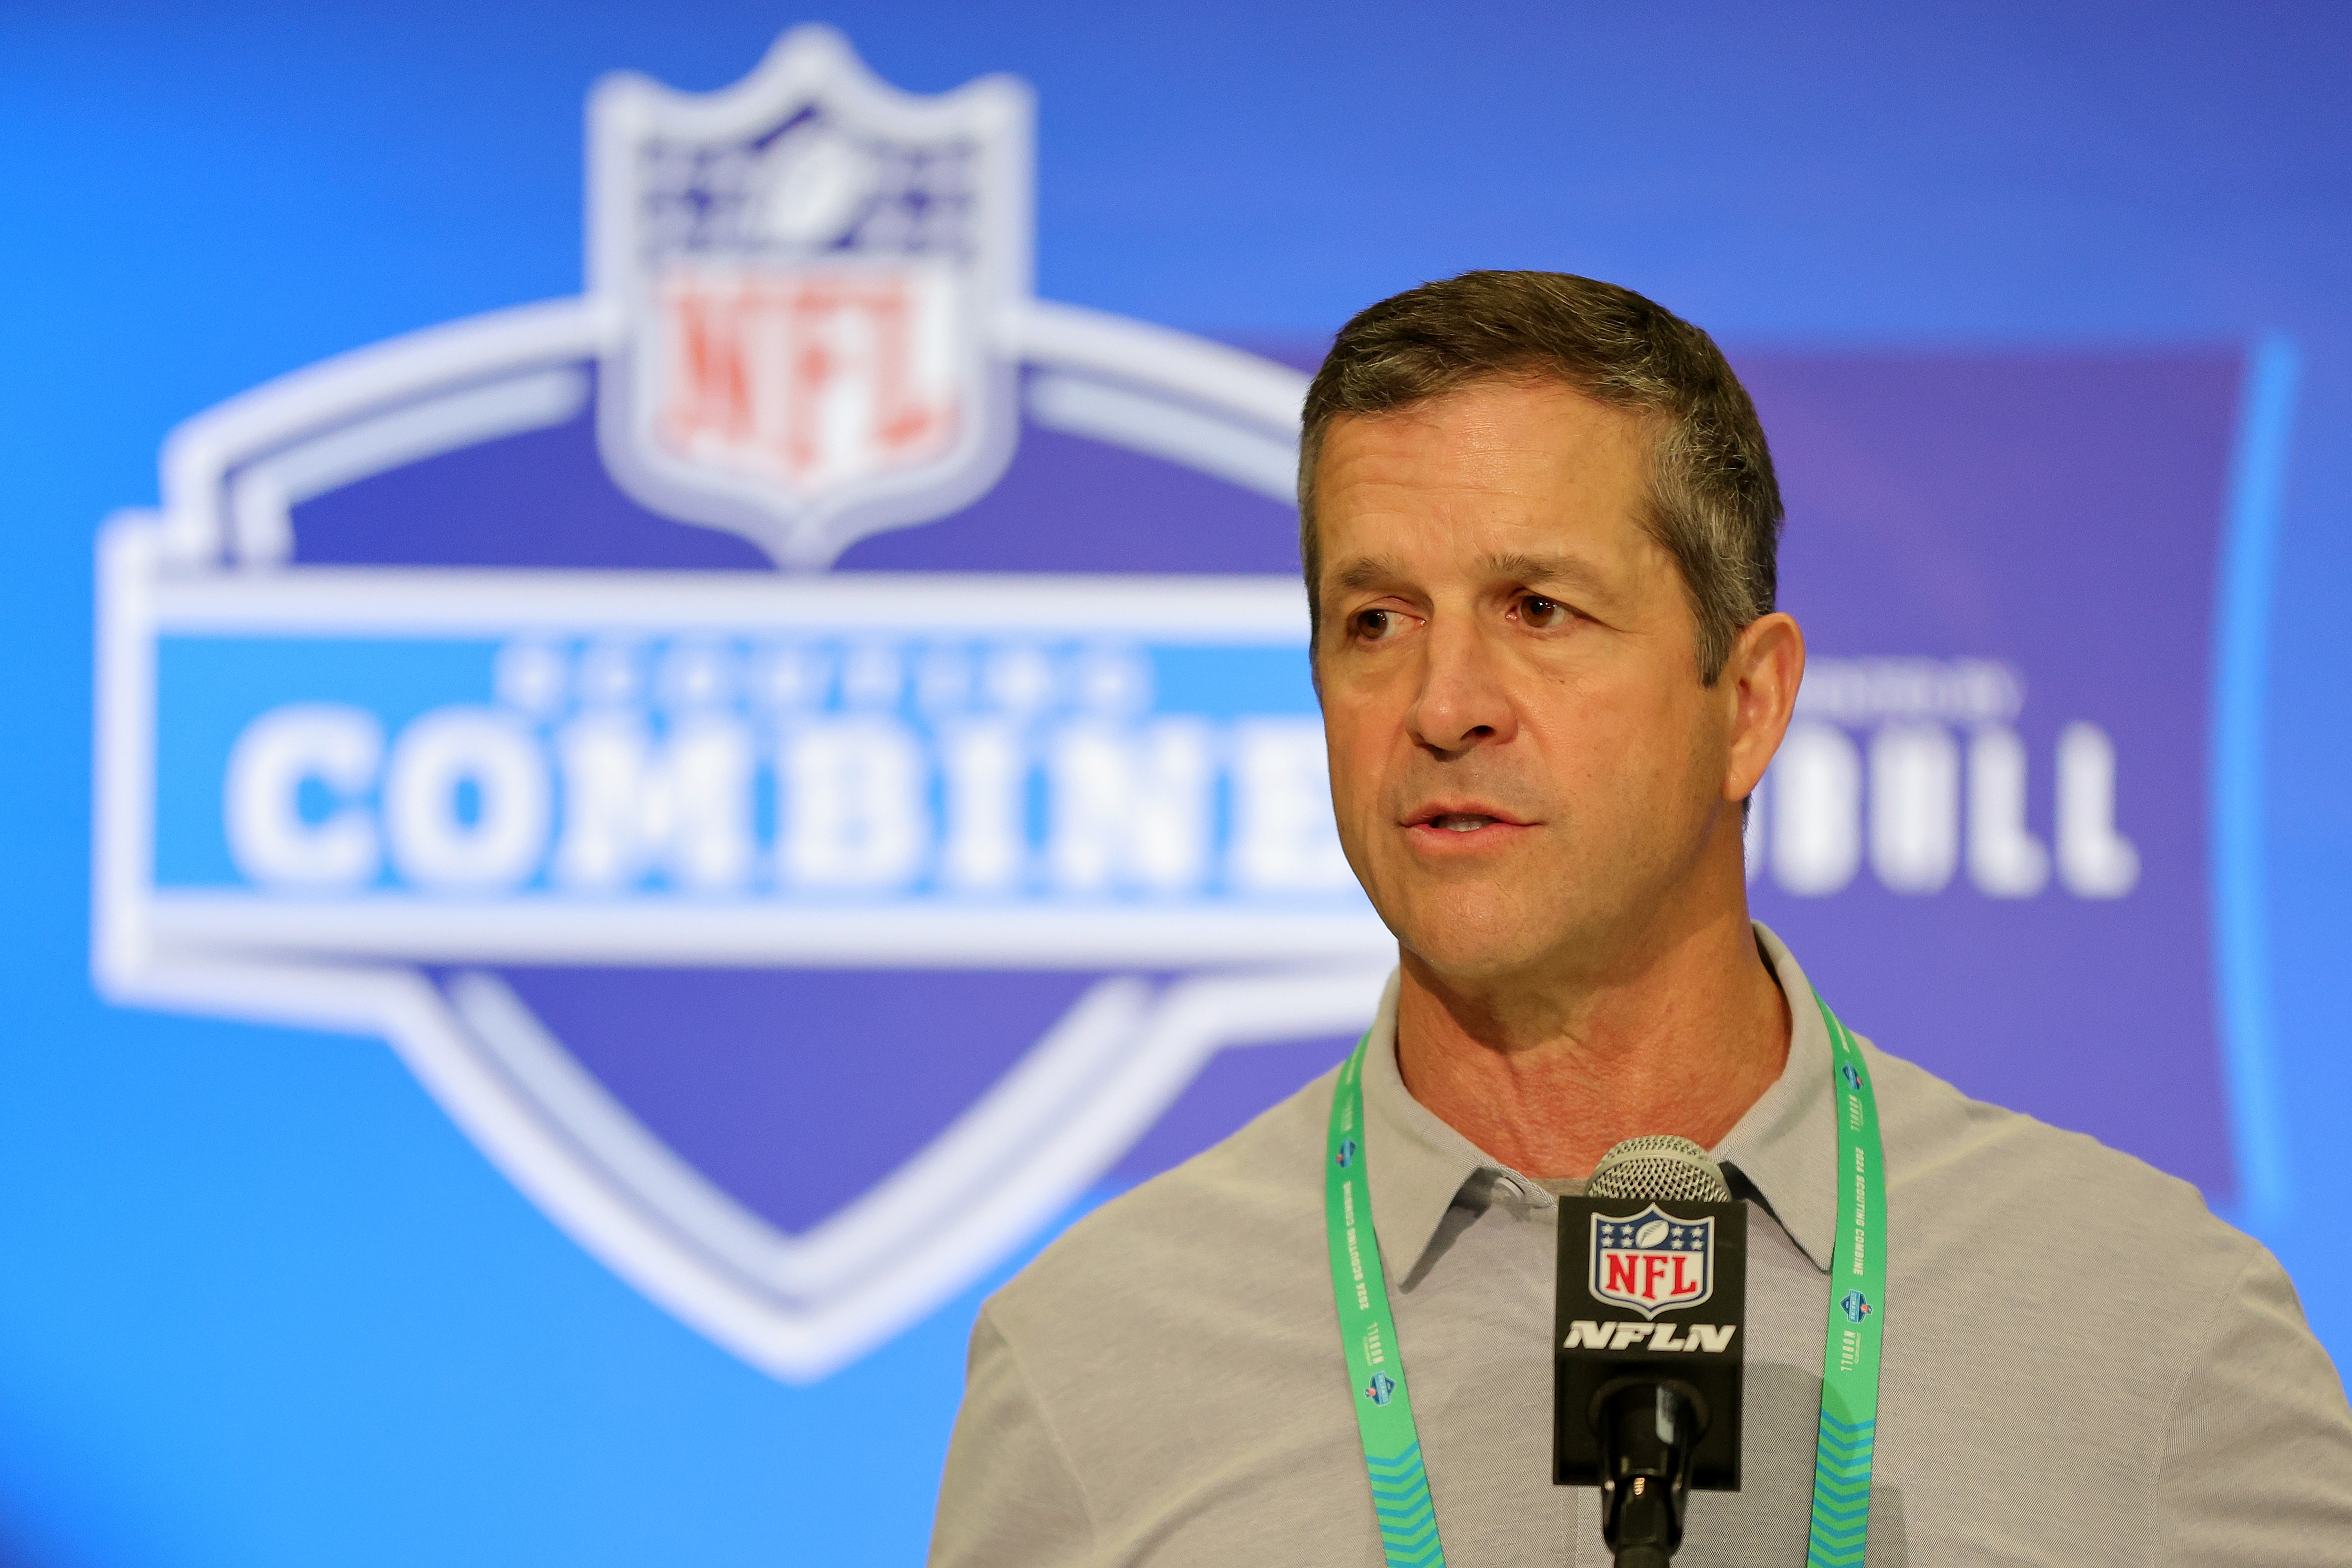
93,26,1385,1385
1590,1205,1716,1318
590,26,1029,567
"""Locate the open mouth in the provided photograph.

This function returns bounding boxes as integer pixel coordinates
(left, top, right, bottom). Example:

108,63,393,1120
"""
1405,805,1531,840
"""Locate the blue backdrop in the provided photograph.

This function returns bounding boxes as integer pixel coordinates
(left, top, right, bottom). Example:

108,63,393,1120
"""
7,5,2352,1564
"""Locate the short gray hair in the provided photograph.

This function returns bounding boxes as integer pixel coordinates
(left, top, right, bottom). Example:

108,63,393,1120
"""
1298,271,1782,683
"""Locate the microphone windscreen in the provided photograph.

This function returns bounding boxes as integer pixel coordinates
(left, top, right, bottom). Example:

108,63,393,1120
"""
1586,1136,1731,1204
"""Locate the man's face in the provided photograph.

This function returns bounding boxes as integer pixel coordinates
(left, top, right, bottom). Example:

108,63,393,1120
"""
1312,377,1741,985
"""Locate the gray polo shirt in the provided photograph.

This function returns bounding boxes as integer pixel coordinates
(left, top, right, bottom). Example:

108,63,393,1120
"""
931,927,2352,1565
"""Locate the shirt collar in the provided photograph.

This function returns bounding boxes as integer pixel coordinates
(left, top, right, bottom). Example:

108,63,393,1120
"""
1713,922,1838,1272
1358,969,1532,1282
1357,920,1840,1279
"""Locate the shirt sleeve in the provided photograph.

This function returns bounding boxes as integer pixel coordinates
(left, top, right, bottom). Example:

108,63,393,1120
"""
2155,1244,2352,1564
929,1304,1097,1568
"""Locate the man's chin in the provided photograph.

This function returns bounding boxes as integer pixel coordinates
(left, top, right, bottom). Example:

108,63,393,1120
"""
1398,944,1560,991
1386,905,1575,989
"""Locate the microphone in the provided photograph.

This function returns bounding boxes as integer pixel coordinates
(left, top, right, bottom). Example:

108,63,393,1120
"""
1554,1136,1749,1568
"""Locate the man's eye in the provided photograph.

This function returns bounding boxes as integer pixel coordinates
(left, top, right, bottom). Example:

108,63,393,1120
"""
1521,595,1575,629
1352,608,1399,640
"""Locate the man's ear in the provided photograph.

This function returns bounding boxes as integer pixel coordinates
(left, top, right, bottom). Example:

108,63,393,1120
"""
1722,612,1805,803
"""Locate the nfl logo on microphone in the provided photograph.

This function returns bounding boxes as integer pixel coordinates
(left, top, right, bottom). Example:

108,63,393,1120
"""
1591,1207,1717,1318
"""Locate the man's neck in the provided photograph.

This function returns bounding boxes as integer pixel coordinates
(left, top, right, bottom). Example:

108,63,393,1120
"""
1391,904,1791,1180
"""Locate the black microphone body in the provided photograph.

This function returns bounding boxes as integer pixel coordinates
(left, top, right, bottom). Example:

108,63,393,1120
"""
1555,1139,1748,1566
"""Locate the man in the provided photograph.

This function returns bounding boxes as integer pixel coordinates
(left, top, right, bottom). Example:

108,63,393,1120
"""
929,272,2352,1565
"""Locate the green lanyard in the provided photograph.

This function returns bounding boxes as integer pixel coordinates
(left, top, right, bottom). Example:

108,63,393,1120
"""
1808,996,1887,1568
1323,995,1887,1568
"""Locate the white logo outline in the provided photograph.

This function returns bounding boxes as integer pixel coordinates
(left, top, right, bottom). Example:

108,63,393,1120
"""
94,33,1384,1383
590,25,1032,570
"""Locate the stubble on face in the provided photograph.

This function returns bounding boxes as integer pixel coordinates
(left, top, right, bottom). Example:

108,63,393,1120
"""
1311,378,1736,996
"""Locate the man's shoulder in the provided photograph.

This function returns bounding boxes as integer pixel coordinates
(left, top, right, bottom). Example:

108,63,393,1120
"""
981,1062,1339,1355
1851,1038,2352,1539
1863,1036,2260,1300
947,1063,1393,1560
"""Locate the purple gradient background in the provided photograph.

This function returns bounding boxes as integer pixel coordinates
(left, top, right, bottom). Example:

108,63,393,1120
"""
290,345,2238,1236
1746,353,2237,1194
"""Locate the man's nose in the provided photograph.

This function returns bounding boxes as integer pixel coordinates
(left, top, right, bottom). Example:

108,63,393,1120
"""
1406,619,1516,754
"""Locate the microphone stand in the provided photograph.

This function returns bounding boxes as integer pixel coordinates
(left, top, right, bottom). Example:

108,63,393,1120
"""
1596,1376,1707,1568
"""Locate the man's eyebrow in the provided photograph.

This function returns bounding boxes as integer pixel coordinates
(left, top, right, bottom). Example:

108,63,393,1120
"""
1483,551,1613,598
1329,554,1408,593
1325,551,1618,599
